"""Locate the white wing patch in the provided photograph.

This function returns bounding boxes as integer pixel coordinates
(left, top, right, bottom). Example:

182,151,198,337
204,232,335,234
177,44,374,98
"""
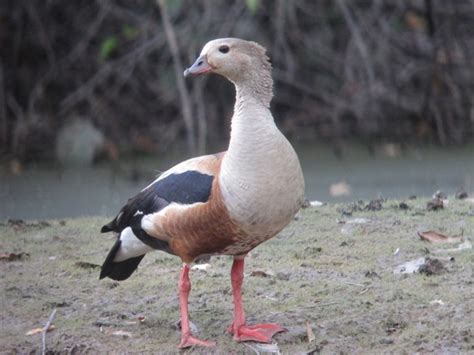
114,227,154,262
141,202,204,237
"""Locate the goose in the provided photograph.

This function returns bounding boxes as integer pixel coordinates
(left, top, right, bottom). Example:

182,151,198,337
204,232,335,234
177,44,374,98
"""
100,38,305,348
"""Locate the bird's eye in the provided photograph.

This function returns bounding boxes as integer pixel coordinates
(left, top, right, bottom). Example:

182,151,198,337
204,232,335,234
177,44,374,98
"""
219,45,230,54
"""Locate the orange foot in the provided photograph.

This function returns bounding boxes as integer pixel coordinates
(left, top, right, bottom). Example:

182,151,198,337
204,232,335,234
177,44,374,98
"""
178,334,216,349
228,323,287,342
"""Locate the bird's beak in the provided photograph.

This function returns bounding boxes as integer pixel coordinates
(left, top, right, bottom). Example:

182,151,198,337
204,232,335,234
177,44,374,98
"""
184,55,212,77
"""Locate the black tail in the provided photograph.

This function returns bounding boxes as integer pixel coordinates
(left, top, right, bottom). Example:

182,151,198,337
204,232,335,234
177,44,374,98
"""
99,239,145,281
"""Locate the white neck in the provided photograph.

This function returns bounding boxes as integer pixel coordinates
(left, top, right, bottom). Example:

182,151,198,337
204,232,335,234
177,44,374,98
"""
228,89,277,158
219,83,305,237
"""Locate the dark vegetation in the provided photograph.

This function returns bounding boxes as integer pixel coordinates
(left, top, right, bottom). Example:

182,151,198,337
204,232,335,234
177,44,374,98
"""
1,0,473,162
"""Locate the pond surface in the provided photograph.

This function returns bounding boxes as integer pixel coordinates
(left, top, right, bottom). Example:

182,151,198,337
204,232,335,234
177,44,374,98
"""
1,142,472,220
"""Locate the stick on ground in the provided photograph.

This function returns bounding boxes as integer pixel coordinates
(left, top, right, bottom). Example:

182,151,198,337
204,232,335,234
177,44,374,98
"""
42,308,57,355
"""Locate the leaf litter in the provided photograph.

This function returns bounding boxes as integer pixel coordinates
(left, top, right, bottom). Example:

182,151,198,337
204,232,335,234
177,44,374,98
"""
417,230,472,253
395,228,469,274
26,325,56,336
417,230,463,244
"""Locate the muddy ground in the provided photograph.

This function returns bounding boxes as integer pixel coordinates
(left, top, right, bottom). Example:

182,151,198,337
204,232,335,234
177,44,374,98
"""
1,197,473,354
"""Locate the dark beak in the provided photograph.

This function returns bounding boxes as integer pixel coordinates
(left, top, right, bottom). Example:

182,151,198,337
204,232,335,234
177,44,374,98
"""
184,55,212,77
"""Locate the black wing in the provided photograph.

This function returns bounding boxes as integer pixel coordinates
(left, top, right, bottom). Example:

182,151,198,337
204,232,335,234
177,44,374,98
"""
101,170,214,234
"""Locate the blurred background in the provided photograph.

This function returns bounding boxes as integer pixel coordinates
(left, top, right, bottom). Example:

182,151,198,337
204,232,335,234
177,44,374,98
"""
1,0,473,219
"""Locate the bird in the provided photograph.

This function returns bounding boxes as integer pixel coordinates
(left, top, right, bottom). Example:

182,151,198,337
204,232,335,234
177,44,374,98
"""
99,38,305,348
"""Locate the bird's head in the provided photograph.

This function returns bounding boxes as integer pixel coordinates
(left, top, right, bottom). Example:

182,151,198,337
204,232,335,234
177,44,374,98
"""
184,38,271,84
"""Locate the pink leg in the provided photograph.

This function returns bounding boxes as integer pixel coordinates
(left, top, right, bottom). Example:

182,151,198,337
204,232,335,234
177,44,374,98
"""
228,257,286,342
178,264,216,348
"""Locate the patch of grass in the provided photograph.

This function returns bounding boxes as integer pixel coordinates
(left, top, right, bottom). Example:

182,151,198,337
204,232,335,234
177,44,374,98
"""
1,198,473,353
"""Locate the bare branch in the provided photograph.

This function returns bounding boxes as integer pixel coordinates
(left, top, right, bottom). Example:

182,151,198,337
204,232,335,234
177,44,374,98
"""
60,33,164,113
335,0,376,91
157,0,196,154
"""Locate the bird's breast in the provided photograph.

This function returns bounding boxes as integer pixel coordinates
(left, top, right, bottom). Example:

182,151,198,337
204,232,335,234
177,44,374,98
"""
219,136,305,239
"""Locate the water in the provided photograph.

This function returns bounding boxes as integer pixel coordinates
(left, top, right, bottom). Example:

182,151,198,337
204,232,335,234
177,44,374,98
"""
1,143,472,220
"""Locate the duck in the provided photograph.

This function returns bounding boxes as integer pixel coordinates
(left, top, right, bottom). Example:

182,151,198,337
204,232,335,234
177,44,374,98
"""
99,38,305,348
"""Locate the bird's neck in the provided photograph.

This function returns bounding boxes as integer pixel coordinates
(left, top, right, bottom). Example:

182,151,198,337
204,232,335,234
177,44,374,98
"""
232,69,273,109
226,69,275,152
221,77,285,195
227,82,278,161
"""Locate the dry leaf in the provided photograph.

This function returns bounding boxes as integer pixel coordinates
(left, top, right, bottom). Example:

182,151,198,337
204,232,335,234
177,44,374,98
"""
306,321,316,343
418,231,462,244
26,328,43,336
26,325,56,336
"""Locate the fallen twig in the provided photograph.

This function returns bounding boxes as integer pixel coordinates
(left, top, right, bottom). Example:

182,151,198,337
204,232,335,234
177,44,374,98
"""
315,301,340,307
341,281,366,288
42,308,57,355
